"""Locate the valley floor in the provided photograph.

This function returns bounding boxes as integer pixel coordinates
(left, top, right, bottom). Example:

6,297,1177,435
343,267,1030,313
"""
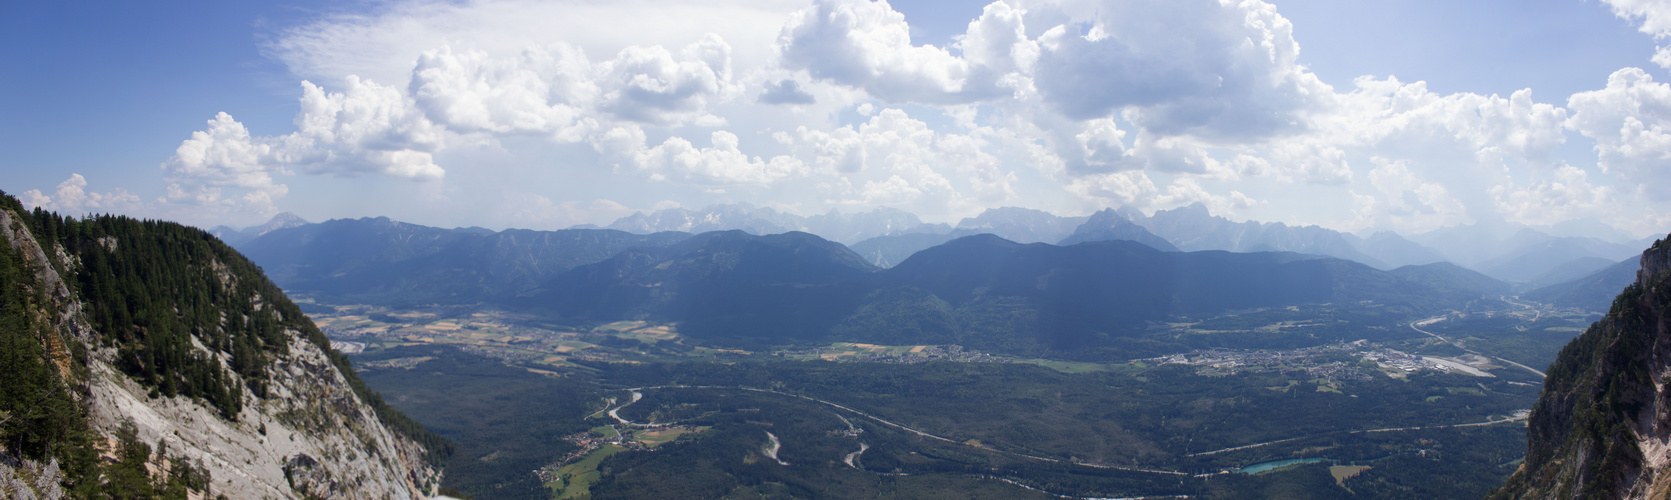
313,295,1592,499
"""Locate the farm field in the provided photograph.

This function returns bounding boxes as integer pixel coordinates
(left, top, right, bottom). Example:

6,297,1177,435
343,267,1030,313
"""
334,295,1584,499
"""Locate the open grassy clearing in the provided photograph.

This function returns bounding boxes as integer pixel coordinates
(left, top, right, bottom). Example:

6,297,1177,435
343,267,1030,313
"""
632,426,710,447
1330,465,1372,487
550,443,625,499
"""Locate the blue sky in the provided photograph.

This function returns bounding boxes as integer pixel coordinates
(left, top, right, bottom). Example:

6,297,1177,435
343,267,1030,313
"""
5,0,1671,240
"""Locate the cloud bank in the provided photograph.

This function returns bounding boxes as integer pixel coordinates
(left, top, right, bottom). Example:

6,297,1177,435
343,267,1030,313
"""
80,0,1671,237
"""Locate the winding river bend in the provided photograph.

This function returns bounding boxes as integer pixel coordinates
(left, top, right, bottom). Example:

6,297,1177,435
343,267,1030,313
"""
595,382,1530,489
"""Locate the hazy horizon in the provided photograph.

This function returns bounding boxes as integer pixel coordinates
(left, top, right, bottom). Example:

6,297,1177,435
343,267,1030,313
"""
8,0,1671,240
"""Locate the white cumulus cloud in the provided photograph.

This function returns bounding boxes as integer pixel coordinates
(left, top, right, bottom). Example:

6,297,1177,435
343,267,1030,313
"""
787,108,1016,216
1600,0,1671,69
599,34,740,126
113,0,1671,235
1032,0,1328,140
409,44,599,139
1566,68,1671,196
594,126,804,185
22,174,144,216
777,0,973,103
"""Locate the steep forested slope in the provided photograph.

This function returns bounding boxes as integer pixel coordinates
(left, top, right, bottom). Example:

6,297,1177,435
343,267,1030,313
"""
0,191,448,498
1522,258,1640,312
1494,235,1671,499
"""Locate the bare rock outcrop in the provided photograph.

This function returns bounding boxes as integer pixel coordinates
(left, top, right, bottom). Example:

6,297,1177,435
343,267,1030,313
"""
0,206,441,499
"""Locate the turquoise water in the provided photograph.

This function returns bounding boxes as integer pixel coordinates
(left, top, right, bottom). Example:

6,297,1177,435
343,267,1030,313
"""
1238,457,1329,474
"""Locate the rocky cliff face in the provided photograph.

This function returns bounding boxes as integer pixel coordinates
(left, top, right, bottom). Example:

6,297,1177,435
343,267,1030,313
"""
0,204,442,499
1493,235,1671,499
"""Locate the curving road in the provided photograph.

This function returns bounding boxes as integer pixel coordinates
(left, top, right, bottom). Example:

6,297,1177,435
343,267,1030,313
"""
1187,412,1530,457
1409,316,1546,378
598,384,1529,480
600,385,1201,476
1500,295,1543,322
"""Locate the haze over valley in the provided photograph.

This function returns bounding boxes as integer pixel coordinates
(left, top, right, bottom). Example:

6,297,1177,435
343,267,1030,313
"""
166,201,1637,498
12,0,1671,498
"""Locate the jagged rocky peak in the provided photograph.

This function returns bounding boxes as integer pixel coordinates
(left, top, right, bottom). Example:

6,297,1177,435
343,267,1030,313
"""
0,195,445,499
210,212,312,248
1058,208,1179,251
606,203,793,235
602,203,940,244
1644,237,1671,283
1493,234,1671,499
954,207,1088,244
258,212,309,232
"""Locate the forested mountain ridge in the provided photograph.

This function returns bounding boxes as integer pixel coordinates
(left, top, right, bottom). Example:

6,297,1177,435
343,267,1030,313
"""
523,230,879,342
1386,262,1511,297
238,216,692,306
605,204,942,244
1493,235,1671,499
1522,258,1641,312
0,192,448,499
526,231,1505,358
1128,203,1390,267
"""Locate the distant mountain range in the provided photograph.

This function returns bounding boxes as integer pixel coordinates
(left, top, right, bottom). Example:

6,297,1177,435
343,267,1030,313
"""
519,231,1505,358
217,203,1660,311
209,210,1544,359
236,217,691,306
952,206,1088,244
847,204,1438,271
850,207,1174,267
1521,258,1641,312
1411,223,1646,268
602,204,944,245
1123,203,1452,270
209,212,309,247
1057,208,1179,250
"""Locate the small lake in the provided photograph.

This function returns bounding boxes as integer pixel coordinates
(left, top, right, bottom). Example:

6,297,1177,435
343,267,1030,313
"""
1238,457,1329,474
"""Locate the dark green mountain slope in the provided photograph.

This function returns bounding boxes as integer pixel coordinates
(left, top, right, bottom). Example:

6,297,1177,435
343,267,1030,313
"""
889,234,1484,316
1527,256,1619,288
862,235,1484,356
239,217,691,305
1522,258,1640,312
525,230,878,342
1493,236,1671,499
1389,261,1512,297
847,228,980,268
528,232,1496,358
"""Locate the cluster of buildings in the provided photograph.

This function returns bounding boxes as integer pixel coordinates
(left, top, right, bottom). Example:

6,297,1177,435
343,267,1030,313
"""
536,425,710,484
457,344,543,363
1359,349,1436,373
774,344,1005,364
535,430,616,483
1155,341,1457,383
